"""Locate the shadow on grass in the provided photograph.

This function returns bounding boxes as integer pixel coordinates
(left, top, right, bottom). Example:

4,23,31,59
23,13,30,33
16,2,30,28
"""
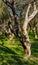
0,43,38,65
31,41,38,57
0,44,17,54
0,45,28,65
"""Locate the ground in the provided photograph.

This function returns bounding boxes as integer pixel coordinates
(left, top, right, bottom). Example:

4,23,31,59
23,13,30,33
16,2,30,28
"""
0,32,38,65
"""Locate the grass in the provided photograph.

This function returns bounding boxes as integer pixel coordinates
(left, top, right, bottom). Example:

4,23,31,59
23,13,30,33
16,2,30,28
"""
0,33,38,65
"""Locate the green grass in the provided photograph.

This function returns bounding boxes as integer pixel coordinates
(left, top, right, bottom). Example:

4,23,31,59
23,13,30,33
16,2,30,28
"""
0,34,38,65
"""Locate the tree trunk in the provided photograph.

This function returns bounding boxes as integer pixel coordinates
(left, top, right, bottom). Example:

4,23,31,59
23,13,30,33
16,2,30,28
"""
23,2,38,56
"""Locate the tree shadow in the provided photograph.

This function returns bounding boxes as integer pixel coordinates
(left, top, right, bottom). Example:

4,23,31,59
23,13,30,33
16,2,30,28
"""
0,45,17,54
0,45,27,65
31,41,38,57
0,44,38,65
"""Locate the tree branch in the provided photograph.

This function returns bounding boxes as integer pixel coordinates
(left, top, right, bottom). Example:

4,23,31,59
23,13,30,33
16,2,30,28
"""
28,1,38,22
2,0,12,8
28,10,38,22
23,4,31,31
23,2,38,31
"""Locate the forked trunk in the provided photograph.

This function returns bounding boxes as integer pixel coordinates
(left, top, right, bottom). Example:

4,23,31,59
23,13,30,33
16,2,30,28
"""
23,2,38,56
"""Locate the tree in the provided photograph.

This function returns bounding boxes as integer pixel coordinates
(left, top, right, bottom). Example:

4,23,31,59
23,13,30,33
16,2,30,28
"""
2,0,38,57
